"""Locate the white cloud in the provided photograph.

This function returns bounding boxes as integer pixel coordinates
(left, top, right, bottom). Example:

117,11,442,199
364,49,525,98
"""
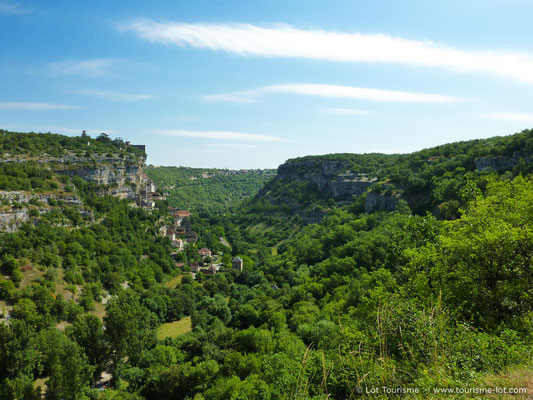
159,129,289,142
80,89,153,102
205,83,460,103
488,112,533,123
203,91,258,104
49,59,119,78
0,102,78,110
322,108,372,115
120,20,533,83
0,2,28,14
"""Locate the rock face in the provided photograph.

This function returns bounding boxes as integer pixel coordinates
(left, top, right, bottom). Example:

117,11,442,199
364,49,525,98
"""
57,164,141,200
0,190,93,231
364,192,398,213
0,148,156,231
475,151,531,171
54,154,156,205
277,160,377,199
1,151,154,203
0,191,82,206
0,208,29,232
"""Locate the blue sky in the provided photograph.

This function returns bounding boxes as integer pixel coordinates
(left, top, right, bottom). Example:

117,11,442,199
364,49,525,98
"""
1,0,533,168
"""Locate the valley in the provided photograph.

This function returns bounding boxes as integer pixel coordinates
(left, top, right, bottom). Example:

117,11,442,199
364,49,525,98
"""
0,128,532,399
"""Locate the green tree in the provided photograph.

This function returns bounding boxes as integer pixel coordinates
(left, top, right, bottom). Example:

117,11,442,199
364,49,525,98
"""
104,291,156,379
67,314,109,383
406,176,533,329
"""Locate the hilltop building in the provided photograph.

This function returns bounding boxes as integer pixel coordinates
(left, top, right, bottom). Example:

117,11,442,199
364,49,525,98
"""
232,256,243,272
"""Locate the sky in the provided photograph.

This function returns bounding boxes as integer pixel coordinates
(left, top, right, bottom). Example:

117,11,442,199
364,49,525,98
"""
1,0,533,168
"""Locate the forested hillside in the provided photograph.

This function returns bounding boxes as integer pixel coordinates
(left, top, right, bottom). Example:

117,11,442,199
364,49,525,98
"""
145,166,275,215
0,130,145,159
231,129,533,246
0,129,532,399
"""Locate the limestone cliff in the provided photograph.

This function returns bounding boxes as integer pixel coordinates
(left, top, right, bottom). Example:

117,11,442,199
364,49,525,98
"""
0,207,29,232
51,153,156,205
57,163,141,200
363,192,398,213
0,146,157,231
1,149,153,203
475,151,531,171
277,159,377,199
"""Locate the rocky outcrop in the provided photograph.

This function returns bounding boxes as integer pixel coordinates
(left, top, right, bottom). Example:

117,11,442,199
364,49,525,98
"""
1,149,153,203
277,160,377,199
57,164,141,200
0,208,29,232
0,191,82,205
330,178,375,198
0,190,94,231
364,192,398,213
475,151,531,171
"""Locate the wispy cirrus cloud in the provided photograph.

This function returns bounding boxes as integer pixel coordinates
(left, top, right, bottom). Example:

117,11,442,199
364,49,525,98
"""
322,108,372,115
49,59,120,78
488,112,533,123
120,20,533,83
80,89,153,102
204,83,460,104
0,2,29,14
203,91,257,104
159,129,289,142
0,102,78,110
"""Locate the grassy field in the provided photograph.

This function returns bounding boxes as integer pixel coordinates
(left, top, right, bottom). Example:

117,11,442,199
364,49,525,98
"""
20,266,43,288
90,302,107,320
165,274,185,289
156,316,192,340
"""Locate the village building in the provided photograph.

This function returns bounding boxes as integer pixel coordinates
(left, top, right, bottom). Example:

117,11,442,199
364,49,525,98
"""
172,239,184,251
198,248,212,257
174,209,190,225
232,256,243,272
138,171,158,209
166,228,175,241
190,264,201,273
152,192,166,201
201,265,217,275
186,232,198,242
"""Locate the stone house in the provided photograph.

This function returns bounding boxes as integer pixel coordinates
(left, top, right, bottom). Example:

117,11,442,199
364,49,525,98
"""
198,248,212,257
232,256,243,272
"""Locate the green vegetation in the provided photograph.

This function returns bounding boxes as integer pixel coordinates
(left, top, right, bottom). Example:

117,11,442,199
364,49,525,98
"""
0,128,533,399
156,316,192,340
0,129,145,159
230,129,533,247
145,166,275,215
164,274,185,289
0,162,60,191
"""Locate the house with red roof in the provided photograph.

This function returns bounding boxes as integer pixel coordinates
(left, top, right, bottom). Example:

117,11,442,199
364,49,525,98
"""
198,248,212,257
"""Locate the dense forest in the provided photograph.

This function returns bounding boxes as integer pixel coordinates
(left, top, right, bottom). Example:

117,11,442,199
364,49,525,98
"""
229,129,533,247
145,166,275,216
0,129,532,399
